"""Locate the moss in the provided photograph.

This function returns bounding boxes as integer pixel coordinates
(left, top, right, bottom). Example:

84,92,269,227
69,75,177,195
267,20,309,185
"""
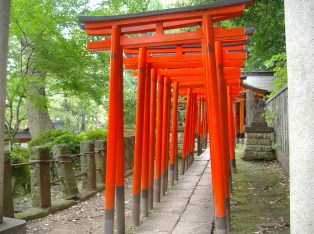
230,144,289,233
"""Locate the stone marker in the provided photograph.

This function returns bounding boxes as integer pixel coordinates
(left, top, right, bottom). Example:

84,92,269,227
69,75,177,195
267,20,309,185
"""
80,141,96,191
30,146,51,208
95,140,106,186
52,144,79,198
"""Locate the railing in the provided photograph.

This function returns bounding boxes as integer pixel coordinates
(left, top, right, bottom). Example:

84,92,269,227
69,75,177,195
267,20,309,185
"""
265,85,289,173
3,136,135,218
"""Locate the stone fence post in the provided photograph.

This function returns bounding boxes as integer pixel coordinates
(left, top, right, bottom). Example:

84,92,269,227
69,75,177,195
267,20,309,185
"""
30,146,51,208
80,141,96,191
95,140,106,186
52,144,79,198
4,151,14,217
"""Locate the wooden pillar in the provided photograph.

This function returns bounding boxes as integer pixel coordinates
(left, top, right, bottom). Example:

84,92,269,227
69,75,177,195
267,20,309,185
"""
202,15,227,234
161,76,170,196
154,75,163,203
141,65,151,217
115,38,125,234
196,98,202,155
189,95,196,166
239,100,245,137
227,87,236,173
104,24,124,234
165,82,171,192
132,47,147,227
148,69,157,210
181,89,192,175
215,41,231,231
170,82,179,186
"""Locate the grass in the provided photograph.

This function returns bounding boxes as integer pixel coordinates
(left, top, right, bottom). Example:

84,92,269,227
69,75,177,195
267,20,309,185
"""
230,144,290,233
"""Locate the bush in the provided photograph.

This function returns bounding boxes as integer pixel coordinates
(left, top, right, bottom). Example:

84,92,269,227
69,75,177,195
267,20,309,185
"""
28,130,81,154
78,129,107,141
10,147,31,197
28,130,82,172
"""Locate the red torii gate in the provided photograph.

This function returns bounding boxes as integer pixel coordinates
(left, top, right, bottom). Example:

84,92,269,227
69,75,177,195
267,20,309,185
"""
124,42,249,224
126,39,250,173
78,0,253,233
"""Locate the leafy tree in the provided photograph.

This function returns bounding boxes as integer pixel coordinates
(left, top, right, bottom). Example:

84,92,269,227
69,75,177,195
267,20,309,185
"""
8,0,109,137
175,0,286,71
264,52,287,97
230,0,286,71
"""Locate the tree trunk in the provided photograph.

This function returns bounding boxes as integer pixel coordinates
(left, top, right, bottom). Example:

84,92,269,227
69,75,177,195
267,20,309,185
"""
23,43,54,138
25,75,54,138
0,0,11,224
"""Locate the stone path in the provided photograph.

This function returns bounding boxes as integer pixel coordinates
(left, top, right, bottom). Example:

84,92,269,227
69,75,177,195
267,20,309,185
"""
133,149,214,234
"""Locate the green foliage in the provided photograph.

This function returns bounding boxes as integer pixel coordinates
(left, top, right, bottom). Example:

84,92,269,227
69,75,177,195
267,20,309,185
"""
10,147,31,197
261,106,278,124
78,129,107,141
264,53,287,97
123,71,137,129
229,0,286,71
175,0,286,71
28,129,81,154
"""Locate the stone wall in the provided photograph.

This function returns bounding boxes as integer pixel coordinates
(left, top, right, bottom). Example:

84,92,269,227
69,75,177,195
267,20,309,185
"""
265,86,289,173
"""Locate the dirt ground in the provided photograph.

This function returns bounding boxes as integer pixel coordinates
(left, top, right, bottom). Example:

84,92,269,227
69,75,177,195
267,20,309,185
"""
230,144,290,233
26,176,135,234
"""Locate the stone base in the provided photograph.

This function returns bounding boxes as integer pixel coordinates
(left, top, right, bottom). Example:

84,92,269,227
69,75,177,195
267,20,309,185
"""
243,150,275,161
242,125,275,161
0,217,26,234
244,126,274,133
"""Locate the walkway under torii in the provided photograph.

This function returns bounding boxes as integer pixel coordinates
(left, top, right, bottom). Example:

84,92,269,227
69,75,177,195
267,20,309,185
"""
78,0,253,233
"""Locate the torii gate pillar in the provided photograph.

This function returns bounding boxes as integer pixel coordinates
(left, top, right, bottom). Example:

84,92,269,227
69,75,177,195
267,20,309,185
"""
285,1,314,233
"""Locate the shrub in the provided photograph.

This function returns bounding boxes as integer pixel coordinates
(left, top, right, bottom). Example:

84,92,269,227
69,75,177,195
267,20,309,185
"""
78,129,107,141
10,147,31,197
28,130,82,172
28,130,81,154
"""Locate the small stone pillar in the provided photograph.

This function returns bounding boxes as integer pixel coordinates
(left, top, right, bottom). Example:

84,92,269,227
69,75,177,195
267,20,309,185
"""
243,97,274,161
245,90,254,125
95,140,106,186
52,144,79,198
80,141,96,191
30,146,51,208
4,151,14,217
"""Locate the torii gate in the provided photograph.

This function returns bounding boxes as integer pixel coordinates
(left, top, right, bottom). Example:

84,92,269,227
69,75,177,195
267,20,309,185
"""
78,0,253,233
124,40,250,228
